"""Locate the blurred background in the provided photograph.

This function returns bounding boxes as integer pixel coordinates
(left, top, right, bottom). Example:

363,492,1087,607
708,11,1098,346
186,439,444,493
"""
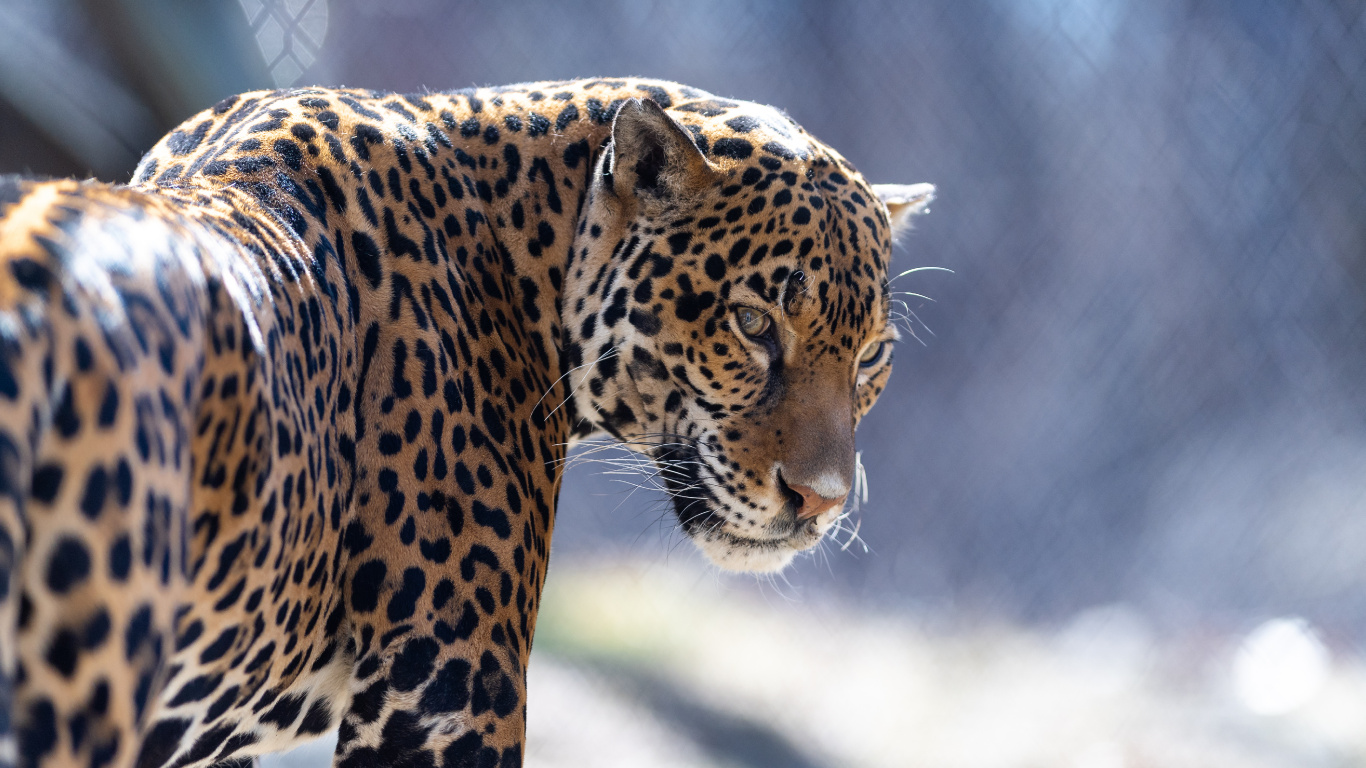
3,0,1366,765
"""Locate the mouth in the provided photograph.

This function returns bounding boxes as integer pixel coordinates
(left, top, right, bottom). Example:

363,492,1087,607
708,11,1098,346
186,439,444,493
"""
656,442,825,571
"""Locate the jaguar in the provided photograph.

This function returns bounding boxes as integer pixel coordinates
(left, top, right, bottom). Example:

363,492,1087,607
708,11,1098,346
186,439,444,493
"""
0,77,933,768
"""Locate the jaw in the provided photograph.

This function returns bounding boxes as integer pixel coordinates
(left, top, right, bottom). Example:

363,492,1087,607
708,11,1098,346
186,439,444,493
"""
650,437,830,568
665,459,830,573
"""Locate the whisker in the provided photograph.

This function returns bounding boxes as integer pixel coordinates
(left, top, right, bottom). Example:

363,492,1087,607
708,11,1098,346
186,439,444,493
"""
542,346,621,420
888,265,954,283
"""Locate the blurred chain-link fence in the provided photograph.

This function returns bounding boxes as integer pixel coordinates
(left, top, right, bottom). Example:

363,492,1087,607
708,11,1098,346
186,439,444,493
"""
3,1,1366,764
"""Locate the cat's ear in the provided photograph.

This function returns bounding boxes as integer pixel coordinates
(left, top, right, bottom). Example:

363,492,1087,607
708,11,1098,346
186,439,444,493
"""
873,183,935,236
609,98,715,203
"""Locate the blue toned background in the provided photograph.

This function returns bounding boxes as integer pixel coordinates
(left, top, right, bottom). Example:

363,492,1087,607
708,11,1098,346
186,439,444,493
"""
3,1,1365,765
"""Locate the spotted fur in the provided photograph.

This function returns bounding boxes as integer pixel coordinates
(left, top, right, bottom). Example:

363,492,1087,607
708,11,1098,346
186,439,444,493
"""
0,78,933,768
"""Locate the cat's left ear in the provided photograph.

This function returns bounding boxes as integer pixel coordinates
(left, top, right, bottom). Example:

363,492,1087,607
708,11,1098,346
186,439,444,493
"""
873,183,935,236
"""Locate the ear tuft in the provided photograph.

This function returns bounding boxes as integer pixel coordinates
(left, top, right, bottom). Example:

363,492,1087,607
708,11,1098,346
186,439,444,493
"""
610,98,713,203
874,183,935,236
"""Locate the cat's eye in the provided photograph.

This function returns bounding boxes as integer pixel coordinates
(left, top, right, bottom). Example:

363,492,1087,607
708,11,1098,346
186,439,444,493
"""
735,306,771,338
859,342,886,367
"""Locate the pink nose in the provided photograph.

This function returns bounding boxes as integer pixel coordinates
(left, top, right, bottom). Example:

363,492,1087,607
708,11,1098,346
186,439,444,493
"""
789,484,845,520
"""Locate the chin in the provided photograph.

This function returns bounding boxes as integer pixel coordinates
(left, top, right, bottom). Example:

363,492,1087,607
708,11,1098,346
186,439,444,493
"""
689,523,826,573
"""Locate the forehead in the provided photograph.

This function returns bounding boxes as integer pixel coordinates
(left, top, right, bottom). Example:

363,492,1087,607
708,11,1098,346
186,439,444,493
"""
673,98,811,167
666,98,894,334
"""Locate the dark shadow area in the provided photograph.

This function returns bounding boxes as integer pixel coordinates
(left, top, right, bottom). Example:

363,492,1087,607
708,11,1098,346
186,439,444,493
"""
580,659,832,768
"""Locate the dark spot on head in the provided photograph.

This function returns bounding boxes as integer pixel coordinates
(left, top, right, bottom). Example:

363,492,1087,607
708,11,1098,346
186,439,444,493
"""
712,138,753,160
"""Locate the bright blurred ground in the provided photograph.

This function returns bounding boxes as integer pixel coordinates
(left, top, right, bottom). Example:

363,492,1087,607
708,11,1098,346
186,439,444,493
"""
264,559,1366,768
